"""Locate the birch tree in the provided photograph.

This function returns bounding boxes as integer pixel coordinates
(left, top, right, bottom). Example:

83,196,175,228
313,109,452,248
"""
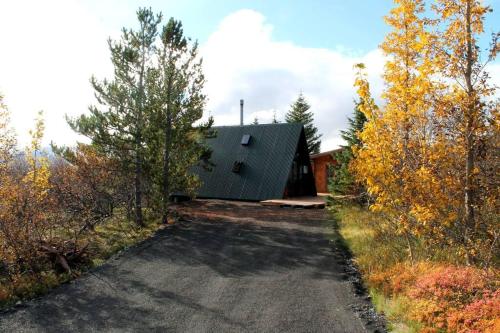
353,0,435,260
352,0,499,263
432,0,499,263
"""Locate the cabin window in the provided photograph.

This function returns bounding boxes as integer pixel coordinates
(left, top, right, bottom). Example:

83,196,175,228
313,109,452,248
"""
326,164,334,179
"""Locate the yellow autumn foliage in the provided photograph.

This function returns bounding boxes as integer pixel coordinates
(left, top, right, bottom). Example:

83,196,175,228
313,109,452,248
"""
23,111,51,201
351,0,499,264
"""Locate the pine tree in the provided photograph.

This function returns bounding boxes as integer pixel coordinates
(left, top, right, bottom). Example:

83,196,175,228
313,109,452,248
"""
68,8,161,226
329,101,367,196
252,117,259,125
285,93,322,154
68,10,212,225
149,17,211,223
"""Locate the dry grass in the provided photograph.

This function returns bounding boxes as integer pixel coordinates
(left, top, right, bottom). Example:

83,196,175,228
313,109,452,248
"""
331,204,500,333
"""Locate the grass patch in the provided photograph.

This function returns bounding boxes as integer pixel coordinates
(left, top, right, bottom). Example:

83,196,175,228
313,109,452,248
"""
370,289,422,332
90,210,164,262
326,204,416,331
333,205,405,275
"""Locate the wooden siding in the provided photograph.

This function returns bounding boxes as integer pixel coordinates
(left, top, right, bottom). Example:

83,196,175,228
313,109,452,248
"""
310,153,336,193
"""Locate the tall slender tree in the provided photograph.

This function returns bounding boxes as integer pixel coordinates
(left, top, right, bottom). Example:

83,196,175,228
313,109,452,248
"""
352,0,436,261
432,0,499,263
148,18,210,223
340,102,367,150
68,8,161,226
285,93,322,154
0,94,16,210
352,0,498,263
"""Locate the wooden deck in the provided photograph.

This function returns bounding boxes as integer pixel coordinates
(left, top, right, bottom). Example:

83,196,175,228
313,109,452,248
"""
260,196,326,209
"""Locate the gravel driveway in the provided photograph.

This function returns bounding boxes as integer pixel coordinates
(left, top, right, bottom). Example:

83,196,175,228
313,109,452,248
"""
0,200,384,333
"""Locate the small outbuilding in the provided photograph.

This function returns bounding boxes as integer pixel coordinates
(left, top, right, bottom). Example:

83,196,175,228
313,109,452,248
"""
310,149,342,193
193,123,317,201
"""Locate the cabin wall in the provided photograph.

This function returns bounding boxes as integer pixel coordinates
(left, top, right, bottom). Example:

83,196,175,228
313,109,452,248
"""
310,154,335,193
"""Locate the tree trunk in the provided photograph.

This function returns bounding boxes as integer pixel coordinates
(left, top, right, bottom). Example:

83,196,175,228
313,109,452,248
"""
162,72,173,224
405,231,415,264
464,0,475,256
134,31,147,227
134,150,144,226
162,113,172,224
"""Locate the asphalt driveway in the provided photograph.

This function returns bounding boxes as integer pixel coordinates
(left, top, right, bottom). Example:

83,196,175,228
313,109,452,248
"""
0,200,383,333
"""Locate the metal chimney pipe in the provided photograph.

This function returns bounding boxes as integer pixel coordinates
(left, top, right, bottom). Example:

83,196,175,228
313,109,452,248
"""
240,99,244,126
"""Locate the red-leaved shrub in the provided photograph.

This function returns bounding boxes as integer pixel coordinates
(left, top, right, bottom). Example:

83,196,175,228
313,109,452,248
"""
407,265,498,331
447,289,500,333
368,262,433,295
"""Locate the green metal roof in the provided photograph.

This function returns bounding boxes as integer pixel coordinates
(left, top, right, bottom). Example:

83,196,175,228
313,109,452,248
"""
193,123,305,201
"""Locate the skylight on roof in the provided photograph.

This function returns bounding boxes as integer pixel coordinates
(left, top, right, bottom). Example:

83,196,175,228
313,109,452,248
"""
241,134,251,145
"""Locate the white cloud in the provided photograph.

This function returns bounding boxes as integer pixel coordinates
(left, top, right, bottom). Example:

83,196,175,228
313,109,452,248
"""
9,7,498,153
201,9,386,151
0,5,385,151
0,0,113,147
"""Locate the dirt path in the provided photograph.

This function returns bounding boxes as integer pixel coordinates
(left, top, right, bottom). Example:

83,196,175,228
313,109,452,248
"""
0,200,384,333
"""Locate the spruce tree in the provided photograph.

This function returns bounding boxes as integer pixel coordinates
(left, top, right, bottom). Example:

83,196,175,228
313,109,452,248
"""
285,93,321,154
329,101,367,197
340,101,367,149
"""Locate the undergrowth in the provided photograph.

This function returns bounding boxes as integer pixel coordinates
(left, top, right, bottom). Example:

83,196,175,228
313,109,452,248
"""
330,204,500,333
0,211,163,310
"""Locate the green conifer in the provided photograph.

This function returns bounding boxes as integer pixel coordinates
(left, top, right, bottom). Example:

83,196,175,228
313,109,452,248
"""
285,93,321,154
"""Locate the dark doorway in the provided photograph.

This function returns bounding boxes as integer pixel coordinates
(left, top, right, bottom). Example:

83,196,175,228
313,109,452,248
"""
284,131,316,197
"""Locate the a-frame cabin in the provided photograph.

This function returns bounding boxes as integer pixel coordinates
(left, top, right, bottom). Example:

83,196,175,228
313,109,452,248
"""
193,123,317,201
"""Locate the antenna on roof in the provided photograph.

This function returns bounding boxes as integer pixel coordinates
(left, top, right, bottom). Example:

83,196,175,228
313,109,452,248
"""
240,99,244,126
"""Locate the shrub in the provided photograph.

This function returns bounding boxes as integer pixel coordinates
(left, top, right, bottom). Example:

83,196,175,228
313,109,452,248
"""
408,265,498,331
368,262,434,295
447,290,500,333
335,205,500,332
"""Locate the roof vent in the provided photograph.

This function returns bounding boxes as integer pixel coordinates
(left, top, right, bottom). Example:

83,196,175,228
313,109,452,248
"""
241,134,251,145
232,161,243,173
